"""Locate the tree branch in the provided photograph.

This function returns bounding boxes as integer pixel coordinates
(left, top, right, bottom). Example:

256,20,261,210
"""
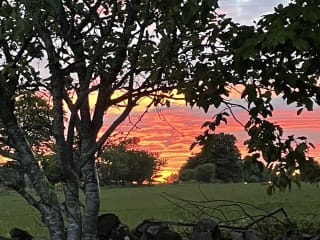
95,98,137,152
0,149,16,160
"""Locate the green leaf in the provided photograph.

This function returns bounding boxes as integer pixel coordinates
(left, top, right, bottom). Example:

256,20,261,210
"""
165,100,171,108
297,108,303,115
190,141,198,150
294,39,310,51
309,142,315,149
303,6,320,23
201,121,212,129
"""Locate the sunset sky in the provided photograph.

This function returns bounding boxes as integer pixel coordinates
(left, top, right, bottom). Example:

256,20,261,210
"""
114,96,320,177
109,0,320,178
2,0,318,181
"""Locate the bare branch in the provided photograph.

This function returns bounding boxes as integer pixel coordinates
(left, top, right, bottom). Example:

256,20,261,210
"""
124,99,154,138
95,98,137,152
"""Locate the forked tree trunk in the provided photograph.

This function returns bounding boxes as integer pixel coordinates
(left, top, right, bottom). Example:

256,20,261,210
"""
0,100,66,239
80,140,100,240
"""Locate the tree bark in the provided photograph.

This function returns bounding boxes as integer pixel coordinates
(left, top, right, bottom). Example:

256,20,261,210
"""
0,97,66,240
64,181,82,240
81,144,100,240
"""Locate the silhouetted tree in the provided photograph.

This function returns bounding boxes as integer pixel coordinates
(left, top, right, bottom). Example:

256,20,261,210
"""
99,141,166,185
180,133,243,183
1,0,320,238
0,1,229,238
300,157,320,183
178,169,195,182
189,0,320,192
242,155,270,183
195,163,216,183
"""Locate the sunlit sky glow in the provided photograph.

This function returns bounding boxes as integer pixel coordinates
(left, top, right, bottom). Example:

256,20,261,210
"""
114,99,320,176
111,0,320,178
2,1,318,182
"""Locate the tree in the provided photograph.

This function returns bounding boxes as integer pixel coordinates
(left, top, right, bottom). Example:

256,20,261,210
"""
185,0,320,192
0,92,53,155
299,157,320,183
126,150,164,184
99,141,166,185
205,133,243,182
0,0,319,239
194,163,215,182
98,143,131,185
39,154,63,186
0,161,25,190
178,169,195,182
242,154,270,183
0,1,231,239
181,133,243,183
233,0,320,192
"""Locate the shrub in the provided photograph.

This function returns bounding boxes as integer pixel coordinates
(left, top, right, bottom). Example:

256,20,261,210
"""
195,163,216,183
179,169,195,182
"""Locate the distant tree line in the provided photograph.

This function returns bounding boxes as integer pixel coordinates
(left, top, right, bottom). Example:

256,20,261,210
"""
38,138,166,186
8,136,166,187
97,138,166,186
179,132,320,184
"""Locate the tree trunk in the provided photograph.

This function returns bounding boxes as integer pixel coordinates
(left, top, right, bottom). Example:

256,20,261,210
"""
82,163,100,240
0,102,66,239
64,180,82,240
81,141,100,240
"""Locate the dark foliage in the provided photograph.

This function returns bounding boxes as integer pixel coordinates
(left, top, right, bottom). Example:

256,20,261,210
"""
180,133,243,183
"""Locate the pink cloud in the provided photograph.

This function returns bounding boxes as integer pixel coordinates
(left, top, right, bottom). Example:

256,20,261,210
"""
100,103,320,173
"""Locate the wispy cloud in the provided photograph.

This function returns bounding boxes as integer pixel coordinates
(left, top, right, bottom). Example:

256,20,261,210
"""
106,102,320,173
219,0,290,25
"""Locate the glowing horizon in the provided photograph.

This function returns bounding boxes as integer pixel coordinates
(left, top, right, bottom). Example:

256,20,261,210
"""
111,100,320,176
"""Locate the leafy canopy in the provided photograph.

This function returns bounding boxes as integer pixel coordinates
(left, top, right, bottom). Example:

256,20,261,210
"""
99,139,166,185
181,133,243,183
185,0,320,192
0,0,319,238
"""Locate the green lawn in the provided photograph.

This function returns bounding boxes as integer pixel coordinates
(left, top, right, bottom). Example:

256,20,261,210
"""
0,182,319,238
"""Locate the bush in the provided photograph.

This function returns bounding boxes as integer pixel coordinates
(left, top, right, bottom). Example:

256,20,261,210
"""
195,163,216,182
179,169,195,182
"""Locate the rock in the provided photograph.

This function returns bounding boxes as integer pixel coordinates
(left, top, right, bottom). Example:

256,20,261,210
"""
190,219,221,240
154,229,182,240
281,230,304,240
310,234,320,240
97,213,121,240
134,219,181,240
97,213,131,240
10,228,33,240
244,229,265,240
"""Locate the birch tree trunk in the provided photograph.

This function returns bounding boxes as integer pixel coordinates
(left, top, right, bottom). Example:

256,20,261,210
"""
0,1,233,239
0,97,66,240
81,156,100,240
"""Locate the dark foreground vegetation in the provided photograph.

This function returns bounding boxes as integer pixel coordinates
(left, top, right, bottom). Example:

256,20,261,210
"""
1,0,320,238
0,183,319,239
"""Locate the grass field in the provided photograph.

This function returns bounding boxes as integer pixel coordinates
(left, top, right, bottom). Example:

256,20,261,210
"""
0,182,319,238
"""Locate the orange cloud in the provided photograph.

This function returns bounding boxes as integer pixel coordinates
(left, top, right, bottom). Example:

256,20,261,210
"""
94,89,320,175
111,104,320,174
